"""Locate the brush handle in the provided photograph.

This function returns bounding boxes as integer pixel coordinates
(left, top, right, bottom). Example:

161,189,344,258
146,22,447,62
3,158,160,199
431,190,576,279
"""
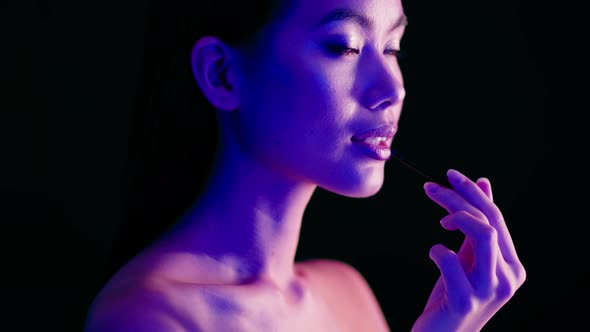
390,149,451,188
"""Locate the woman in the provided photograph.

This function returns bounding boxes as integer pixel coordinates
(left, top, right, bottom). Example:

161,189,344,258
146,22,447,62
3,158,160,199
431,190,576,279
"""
83,0,526,330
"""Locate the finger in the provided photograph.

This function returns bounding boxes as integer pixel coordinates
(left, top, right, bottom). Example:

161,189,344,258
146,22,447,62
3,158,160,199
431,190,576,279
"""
446,169,494,218
423,182,487,222
497,249,526,284
485,257,526,312
446,169,520,264
493,260,516,304
429,243,472,312
441,211,498,296
476,177,493,201
456,238,474,271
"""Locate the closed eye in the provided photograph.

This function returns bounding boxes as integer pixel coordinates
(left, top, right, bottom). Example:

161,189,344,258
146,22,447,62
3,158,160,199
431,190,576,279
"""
385,49,399,56
385,48,406,59
325,44,360,57
324,43,406,59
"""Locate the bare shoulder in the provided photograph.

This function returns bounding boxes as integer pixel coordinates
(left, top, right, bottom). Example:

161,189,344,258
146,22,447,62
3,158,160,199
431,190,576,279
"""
82,254,257,332
83,277,198,332
297,259,391,331
299,258,380,301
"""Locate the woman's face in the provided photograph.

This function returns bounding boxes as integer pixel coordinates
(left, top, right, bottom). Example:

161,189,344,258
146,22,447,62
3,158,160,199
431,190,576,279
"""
234,0,407,197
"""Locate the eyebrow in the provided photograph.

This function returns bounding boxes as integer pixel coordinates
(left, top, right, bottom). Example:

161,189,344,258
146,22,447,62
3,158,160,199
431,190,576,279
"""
316,8,408,33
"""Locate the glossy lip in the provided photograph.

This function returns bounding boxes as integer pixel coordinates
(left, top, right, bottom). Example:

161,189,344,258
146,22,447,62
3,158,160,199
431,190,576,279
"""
350,124,397,161
351,124,397,141
352,141,392,160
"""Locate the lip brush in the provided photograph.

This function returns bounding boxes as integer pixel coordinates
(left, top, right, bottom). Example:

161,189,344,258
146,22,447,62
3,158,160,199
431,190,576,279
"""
390,149,451,188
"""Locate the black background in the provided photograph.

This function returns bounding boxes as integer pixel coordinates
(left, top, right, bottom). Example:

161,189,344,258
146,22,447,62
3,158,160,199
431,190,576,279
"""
2,0,583,331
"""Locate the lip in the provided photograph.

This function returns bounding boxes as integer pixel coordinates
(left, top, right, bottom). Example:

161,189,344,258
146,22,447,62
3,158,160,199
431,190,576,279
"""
351,124,397,141
351,124,397,161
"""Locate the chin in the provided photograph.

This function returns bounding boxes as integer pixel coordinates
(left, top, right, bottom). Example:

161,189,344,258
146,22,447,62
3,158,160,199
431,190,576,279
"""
320,173,385,198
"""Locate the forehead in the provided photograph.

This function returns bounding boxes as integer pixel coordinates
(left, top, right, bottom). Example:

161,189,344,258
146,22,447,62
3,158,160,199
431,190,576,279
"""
280,0,405,32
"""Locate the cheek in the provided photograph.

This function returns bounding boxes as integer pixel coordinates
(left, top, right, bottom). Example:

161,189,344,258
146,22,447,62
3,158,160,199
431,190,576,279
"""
237,50,356,169
289,65,355,152
266,56,351,132
305,64,357,144
235,64,314,163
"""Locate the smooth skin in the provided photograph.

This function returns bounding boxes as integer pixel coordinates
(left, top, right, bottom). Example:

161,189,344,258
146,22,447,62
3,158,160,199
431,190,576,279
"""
413,170,526,332
83,0,525,330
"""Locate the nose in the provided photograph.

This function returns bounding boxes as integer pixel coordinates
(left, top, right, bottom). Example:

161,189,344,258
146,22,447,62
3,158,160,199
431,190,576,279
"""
359,50,405,111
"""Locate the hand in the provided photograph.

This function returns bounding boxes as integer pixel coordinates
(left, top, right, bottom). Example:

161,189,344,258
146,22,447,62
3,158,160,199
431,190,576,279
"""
411,169,526,332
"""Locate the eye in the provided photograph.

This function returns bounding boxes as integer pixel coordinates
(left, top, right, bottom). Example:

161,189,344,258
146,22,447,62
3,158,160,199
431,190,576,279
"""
385,48,407,60
324,43,360,57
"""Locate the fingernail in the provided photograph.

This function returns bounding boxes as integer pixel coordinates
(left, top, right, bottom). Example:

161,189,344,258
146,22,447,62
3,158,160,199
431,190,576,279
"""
478,177,490,185
424,182,440,193
440,215,451,226
447,169,464,185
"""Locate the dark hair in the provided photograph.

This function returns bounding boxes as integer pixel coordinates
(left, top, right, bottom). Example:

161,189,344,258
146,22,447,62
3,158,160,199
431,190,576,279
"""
104,0,288,281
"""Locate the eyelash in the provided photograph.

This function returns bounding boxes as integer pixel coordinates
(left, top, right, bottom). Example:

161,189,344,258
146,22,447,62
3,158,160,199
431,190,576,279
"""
325,44,405,59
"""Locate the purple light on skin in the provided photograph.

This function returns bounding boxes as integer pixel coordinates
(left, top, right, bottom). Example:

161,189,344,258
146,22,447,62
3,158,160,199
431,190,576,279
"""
352,140,392,160
351,124,396,161
204,292,242,315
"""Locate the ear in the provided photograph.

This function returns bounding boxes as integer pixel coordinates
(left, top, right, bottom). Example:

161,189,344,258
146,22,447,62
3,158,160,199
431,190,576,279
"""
190,36,240,112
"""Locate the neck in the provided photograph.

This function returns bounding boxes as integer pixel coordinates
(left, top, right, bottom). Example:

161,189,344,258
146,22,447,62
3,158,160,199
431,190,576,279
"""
162,140,317,292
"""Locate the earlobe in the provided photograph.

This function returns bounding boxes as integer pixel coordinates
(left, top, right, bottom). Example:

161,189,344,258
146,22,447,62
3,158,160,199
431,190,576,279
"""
190,36,240,112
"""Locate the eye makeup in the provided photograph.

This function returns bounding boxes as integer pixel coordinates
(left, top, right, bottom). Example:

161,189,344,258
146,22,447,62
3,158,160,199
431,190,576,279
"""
390,149,451,188
324,43,359,56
